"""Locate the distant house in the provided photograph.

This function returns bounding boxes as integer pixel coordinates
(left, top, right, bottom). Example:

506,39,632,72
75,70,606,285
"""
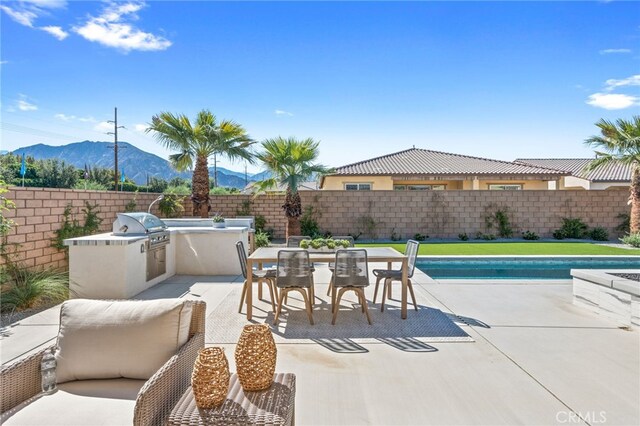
515,159,631,190
320,148,568,191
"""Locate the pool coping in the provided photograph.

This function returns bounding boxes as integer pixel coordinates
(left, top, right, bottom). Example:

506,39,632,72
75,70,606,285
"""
418,255,640,259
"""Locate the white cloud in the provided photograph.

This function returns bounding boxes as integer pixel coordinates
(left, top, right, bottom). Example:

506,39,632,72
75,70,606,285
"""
604,74,640,91
0,61,8,66
587,74,640,110
16,95,37,111
40,25,68,40
134,123,148,132
73,1,172,53
94,121,113,132
18,100,38,111
599,48,631,55
0,5,37,27
586,93,639,110
274,109,293,117
0,1,70,40
55,113,95,122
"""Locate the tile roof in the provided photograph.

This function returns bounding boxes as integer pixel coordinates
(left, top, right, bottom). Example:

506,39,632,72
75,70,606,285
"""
331,148,568,177
514,158,632,182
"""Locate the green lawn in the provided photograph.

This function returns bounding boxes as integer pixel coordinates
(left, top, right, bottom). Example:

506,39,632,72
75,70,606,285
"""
356,242,640,256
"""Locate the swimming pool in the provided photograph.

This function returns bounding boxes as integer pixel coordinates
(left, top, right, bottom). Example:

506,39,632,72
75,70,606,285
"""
416,257,640,280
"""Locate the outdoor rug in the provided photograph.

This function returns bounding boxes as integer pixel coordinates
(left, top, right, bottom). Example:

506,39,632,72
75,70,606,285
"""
206,284,474,345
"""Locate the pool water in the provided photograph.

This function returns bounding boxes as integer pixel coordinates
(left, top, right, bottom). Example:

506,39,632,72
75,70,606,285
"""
416,257,640,280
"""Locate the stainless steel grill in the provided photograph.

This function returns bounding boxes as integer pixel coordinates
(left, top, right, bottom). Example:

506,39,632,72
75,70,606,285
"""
112,213,170,281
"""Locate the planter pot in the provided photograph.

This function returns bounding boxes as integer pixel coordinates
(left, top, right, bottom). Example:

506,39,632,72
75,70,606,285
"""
235,324,277,391
212,221,226,229
191,347,230,408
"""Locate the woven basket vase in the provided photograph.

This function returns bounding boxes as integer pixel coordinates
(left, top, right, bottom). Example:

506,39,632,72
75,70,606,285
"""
191,347,230,408
235,324,277,391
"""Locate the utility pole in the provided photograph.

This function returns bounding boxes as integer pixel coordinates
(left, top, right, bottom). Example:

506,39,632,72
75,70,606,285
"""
107,107,125,191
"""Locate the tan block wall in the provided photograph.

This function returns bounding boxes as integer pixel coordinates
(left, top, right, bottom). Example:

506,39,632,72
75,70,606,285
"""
1,187,629,273
2,187,170,272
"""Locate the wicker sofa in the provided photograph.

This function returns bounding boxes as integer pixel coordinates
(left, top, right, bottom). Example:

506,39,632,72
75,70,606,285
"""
0,299,206,426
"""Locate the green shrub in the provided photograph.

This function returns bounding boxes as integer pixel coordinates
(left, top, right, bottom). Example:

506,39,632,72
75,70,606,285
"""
616,213,630,235
588,227,609,241
485,205,514,238
458,233,469,241
553,229,566,240
158,194,184,218
413,233,428,241
73,180,108,191
482,233,497,241
52,202,103,250
555,218,588,239
1,266,69,312
390,228,401,241
255,230,270,248
300,205,321,237
522,230,539,240
620,233,640,248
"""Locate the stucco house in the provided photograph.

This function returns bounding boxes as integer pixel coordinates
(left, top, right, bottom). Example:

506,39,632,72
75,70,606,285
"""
320,148,568,191
515,158,631,190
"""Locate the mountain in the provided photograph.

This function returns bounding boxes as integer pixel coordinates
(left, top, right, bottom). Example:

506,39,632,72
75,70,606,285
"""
10,141,267,188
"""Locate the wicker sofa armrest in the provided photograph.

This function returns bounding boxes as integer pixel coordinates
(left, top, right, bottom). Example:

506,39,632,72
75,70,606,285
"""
133,332,204,426
0,346,51,413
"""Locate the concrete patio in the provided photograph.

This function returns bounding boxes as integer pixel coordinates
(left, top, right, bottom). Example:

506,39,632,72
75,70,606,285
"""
1,265,638,425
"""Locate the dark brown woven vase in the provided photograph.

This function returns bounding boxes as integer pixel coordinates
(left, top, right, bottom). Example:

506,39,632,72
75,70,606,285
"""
191,347,230,408
235,324,277,391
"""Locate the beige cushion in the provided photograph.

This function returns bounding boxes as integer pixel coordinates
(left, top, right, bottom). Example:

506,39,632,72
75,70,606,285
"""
55,298,193,383
1,378,145,425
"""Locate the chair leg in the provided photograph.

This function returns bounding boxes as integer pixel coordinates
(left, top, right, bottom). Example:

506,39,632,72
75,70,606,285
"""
258,278,263,300
381,278,390,312
267,278,276,312
408,279,418,311
327,273,334,296
332,287,349,325
273,288,287,325
310,280,315,307
238,280,248,313
358,290,365,313
387,281,392,299
357,288,372,325
298,288,314,325
331,285,337,313
373,276,383,303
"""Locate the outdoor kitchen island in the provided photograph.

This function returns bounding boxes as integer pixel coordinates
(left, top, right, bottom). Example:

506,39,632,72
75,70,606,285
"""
64,224,249,299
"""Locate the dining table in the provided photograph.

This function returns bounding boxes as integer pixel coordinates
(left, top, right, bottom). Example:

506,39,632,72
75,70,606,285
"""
245,246,409,320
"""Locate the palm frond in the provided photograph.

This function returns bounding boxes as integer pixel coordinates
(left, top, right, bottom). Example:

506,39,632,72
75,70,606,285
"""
584,115,640,170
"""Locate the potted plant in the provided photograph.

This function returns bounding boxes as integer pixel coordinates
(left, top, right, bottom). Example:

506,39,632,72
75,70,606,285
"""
212,215,226,229
299,238,351,252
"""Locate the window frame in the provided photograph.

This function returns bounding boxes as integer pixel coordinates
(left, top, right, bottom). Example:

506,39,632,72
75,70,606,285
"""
488,184,523,191
344,182,372,191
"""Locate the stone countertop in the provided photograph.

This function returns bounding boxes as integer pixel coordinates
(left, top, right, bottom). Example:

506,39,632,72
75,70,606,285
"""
64,226,249,246
168,226,249,234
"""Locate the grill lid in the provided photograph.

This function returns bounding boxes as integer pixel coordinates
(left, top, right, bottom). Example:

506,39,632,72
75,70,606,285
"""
113,212,167,235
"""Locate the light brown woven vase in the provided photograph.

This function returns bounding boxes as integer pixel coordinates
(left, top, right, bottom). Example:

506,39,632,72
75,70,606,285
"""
235,324,277,391
191,347,230,408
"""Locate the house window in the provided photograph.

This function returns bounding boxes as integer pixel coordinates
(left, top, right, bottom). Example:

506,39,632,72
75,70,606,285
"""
345,183,372,191
489,184,522,190
393,184,446,190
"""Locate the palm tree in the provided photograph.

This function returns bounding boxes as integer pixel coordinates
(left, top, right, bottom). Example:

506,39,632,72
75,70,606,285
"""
147,110,255,217
585,116,640,233
255,137,331,238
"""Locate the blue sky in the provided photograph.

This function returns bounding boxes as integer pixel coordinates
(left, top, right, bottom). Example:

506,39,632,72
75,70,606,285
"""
1,1,639,174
